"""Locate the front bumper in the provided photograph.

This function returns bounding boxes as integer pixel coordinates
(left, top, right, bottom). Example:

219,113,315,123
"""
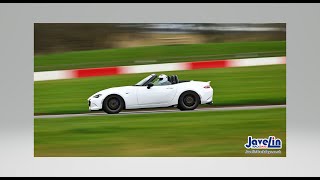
88,98,102,111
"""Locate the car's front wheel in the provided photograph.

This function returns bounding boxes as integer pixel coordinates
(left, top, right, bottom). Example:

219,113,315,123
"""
102,95,124,114
178,91,200,111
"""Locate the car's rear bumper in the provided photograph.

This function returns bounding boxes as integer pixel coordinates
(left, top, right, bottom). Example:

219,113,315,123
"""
202,96,213,104
200,87,213,104
206,101,213,105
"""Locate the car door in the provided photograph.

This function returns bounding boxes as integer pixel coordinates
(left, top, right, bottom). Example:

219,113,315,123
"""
137,85,177,105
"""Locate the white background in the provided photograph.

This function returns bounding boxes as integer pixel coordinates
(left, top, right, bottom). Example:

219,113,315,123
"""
0,3,320,177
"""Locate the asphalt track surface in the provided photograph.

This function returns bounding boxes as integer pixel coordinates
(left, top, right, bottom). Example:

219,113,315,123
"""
34,104,286,119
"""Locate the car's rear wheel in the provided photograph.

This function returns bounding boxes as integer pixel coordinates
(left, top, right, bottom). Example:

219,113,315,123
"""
102,95,124,114
178,91,200,111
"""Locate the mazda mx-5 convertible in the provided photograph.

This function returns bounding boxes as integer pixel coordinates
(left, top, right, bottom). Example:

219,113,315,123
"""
88,74,213,114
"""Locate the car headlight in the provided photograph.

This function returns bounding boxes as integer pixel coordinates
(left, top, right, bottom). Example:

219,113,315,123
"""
93,94,102,98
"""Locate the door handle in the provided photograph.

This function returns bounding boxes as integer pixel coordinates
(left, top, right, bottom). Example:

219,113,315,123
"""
166,87,173,89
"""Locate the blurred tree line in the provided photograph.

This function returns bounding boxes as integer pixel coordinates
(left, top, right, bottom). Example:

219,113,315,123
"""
34,23,286,55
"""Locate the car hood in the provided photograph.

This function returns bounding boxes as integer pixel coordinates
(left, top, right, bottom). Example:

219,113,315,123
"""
88,86,133,100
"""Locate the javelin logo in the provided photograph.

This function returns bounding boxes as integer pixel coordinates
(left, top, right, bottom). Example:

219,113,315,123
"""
244,136,282,149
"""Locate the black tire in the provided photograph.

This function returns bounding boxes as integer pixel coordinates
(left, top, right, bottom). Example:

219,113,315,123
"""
177,105,184,111
102,95,124,114
178,91,200,111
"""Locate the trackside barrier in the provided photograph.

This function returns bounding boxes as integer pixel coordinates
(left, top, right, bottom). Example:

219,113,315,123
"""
34,56,286,81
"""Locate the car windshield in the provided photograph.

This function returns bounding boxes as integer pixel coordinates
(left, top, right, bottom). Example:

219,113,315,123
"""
135,74,157,86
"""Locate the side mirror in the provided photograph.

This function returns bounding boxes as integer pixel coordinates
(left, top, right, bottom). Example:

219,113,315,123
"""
147,82,154,89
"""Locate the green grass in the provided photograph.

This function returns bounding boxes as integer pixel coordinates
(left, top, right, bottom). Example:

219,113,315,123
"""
34,108,286,157
34,41,286,71
34,65,286,115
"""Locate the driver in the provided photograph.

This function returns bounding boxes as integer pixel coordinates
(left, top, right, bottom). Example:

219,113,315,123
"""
156,74,171,86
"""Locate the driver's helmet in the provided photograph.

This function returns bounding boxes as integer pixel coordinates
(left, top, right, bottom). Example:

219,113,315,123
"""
158,74,168,84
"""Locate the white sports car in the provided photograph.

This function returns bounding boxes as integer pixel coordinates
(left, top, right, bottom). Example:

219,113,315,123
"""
87,74,213,114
